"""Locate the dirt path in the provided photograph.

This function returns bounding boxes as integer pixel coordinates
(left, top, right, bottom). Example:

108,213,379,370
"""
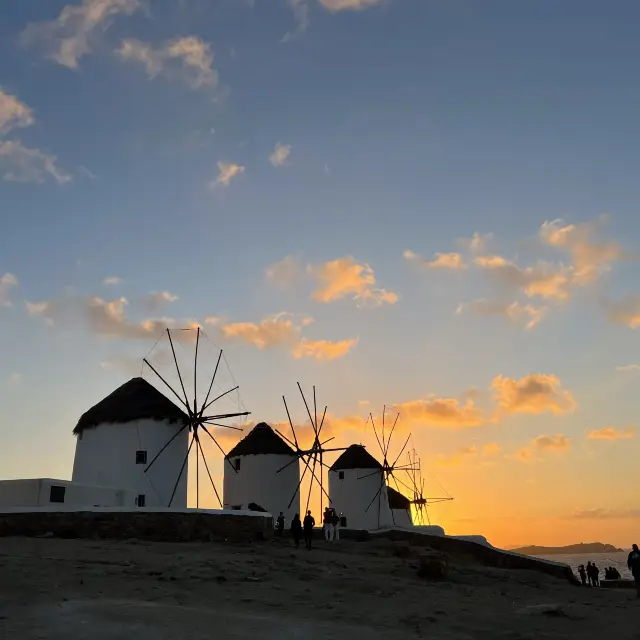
0,537,637,639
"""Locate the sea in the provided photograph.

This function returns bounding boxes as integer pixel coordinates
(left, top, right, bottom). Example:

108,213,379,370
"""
536,551,632,579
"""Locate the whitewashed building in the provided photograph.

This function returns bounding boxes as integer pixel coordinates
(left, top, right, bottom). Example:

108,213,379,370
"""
72,377,190,508
328,444,396,530
223,422,300,523
386,485,413,527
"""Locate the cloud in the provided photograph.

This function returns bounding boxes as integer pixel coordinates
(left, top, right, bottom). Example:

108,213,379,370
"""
269,142,291,167
265,254,301,289
404,250,466,270
102,276,122,286
436,445,478,467
210,161,245,188
0,273,18,307
516,433,571,462
220,312,299,350
390,396,486,429
116,36,218,89
291,337,357,361
539,218,621,285
318,0,383,10
21,0,143,69
309,256,398,307
220,312,357,361
26,294,187,340
587,426,635,441
475,255,573,301
492,373,577,416
145,291,179,311
616,364,640,372
568,508,640,520
282,0,310,42
483,442,501,456
458,231,493,254
607,295,640,329
0,140,71,184
457,299,545,330
0,88,34,135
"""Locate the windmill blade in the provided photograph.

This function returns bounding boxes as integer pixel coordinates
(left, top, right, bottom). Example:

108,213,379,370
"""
196,434,223,508
320,436,335,446
198,348,223,419
390,433,412,469
167,329,191,411
144,422,190,474
381,405,386,459
364,475,385,513
282,395,299,450
305,451,318,514
200,385,240,414
300,452,331,505
276,456,300,474
369,413,385,459
168,435,194,507
274,428,298,451
316,406,328,439
297,382,317,437
357,468,381,481
201,411,250,422
143,357,191,414
313,386,318,435
196,429,200,509
287,452,311,509
384,412,400,460
202,420,244,431
193,327,200,415
200,425,236,473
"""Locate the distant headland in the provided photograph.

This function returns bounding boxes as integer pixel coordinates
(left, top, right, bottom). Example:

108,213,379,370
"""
510,542,624,556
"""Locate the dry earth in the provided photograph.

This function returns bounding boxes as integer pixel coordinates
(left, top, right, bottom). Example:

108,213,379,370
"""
0,536,637,639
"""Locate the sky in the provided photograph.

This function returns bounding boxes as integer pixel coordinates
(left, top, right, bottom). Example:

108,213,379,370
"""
1,0,640,549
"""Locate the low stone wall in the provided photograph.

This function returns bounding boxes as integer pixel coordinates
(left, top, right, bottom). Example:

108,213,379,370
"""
0,510,273,543
367,529,578,583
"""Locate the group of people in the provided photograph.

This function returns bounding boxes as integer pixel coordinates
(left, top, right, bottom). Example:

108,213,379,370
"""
604,566,622,580
578,562,601,586
274,507,344,550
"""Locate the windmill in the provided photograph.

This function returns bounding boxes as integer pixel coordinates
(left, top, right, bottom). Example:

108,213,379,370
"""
141,327,250,508
406,446,454,525
274,383,348,517
359,406,418,528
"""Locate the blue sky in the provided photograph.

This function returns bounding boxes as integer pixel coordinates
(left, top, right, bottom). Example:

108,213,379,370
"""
1,0,640,546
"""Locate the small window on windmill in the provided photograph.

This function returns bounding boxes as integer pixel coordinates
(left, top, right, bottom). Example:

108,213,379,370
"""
338,471,344,480
49,485,66,503
136,450,147,465
234,458,241,472
136,494,146,507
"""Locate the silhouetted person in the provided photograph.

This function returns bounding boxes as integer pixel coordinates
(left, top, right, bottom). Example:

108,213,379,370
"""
276,512,285,536
290,513,302,547
613,567,622,579
586,562,594,586
578,565,587,585
332,509,341,541
592,563,600,587
303,510,315,550
627,543,640,599
604,567,612,580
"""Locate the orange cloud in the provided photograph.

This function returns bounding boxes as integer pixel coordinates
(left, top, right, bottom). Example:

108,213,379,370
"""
516,434,571,462
607,295,640,329
587,426,635,440
404,250,466,270
309,256,398,307
436,445,478,467
210,161,245,188
483,442,501,456
457,299,545,330
221,312,298,349
391,396,485,429
291,338,358,361
568,508,640,520
492,374,577,416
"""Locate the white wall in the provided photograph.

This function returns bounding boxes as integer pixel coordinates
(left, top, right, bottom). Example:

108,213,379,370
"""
223,453,300,525
328,468,393,530
0,478,138,508
72,418,189,508
390,507,412,528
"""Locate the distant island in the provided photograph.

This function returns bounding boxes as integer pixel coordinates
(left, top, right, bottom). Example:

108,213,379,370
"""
511,542,624,556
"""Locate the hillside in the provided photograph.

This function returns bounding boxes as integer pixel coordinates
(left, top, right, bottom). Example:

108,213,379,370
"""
511,542,624,556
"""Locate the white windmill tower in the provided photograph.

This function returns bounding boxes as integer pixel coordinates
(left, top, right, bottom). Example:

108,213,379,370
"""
223,422,300,523
72,377,191,508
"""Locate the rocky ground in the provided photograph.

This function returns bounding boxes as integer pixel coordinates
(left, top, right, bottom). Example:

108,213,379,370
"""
0,535,637,639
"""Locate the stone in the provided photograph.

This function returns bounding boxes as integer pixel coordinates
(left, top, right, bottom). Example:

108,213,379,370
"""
417,552,449,580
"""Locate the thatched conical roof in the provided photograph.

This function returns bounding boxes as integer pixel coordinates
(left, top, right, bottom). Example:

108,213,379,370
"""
73,377,189,435
330,444,381,471
227,422,297,457
387,485,411,510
